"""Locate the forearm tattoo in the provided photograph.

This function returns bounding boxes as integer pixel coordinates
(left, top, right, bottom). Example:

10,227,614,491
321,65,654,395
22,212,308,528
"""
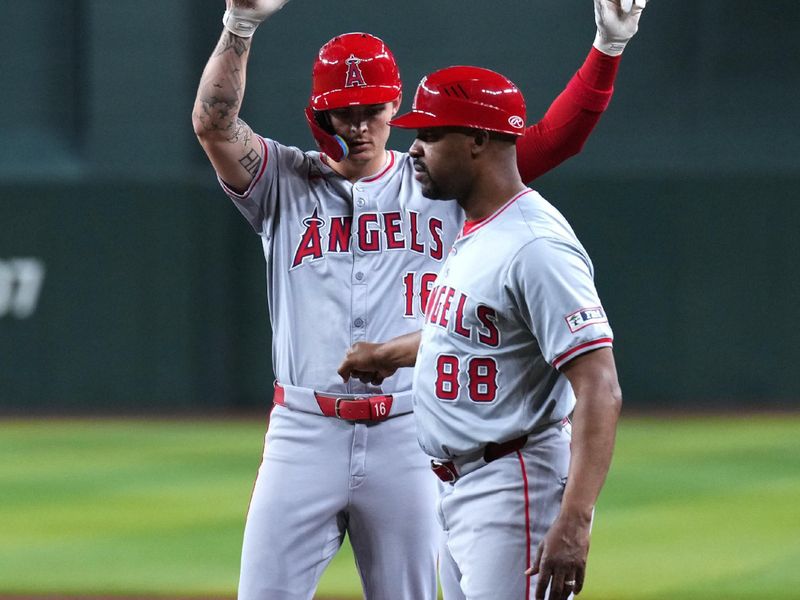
195,32,251,136
214,31,249,58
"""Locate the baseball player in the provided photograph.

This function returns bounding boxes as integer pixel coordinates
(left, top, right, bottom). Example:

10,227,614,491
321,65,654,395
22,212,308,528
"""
192,1,647,598
339,66,623,600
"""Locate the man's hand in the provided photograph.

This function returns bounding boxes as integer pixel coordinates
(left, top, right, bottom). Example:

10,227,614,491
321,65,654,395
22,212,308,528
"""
593,0,648,56
528,347,621,599
338,342,398,386
527,512,592,600
223,0,292,37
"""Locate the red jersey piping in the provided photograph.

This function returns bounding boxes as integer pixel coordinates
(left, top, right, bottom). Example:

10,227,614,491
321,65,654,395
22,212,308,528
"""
320,150,396,184
362,151,396,183
552,337,613,370
517,450,532,600
460,189,533,238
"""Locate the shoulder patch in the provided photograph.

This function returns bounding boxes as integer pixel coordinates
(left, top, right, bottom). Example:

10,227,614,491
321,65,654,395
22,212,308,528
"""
565,307,607,333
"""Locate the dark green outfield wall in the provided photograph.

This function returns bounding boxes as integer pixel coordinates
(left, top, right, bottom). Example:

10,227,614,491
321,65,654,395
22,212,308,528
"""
537,174,800,409
2,2,799,411
0,182,269,411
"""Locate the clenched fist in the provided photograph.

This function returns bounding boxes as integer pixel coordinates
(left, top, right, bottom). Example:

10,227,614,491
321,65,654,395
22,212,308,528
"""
338,342,398,386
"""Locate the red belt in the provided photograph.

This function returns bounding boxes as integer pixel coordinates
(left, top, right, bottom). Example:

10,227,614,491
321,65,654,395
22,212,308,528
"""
431,434,529,483
273,383,393,421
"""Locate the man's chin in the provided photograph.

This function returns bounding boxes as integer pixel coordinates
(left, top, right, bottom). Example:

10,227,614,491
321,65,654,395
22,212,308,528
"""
420,184,447,200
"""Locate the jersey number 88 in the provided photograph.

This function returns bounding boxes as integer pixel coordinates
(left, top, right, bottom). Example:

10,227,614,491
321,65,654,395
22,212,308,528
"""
435,355,498,403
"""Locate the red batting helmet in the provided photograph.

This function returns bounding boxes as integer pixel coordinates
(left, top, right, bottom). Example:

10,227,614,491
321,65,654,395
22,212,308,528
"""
389,66,527,136
310,32,402,111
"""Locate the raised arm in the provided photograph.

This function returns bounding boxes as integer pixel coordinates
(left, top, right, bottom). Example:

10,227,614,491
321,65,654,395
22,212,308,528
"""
191,1,290,193
516,0,648,183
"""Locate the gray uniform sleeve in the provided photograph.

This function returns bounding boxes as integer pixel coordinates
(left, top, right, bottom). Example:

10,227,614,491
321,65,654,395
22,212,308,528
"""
505,237,614,370
217,136,308,236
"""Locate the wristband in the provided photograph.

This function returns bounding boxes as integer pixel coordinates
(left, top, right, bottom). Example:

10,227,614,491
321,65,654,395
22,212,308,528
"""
222,8,263,38
593,31,627,57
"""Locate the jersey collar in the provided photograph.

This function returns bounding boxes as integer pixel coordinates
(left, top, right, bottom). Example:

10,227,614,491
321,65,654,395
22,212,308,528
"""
361,151,396,184
319,151,397,186
459,189,532,239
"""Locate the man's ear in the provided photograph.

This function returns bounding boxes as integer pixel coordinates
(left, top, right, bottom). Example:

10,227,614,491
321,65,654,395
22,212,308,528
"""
391,93,402,117
471,129,491,155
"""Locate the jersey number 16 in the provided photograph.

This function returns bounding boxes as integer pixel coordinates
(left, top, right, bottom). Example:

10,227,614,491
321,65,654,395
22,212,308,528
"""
402,271,438,317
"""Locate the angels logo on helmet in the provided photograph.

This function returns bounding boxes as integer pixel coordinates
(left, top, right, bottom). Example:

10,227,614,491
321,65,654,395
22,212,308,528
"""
344,55,367,88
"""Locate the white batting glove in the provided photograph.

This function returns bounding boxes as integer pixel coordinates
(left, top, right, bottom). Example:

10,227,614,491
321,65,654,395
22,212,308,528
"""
222,0,291,38
593,0,648,56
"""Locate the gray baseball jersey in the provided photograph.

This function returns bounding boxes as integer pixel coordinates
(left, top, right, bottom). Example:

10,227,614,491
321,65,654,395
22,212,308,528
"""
222,136,464,394
412,189,614,459
220,136,463,600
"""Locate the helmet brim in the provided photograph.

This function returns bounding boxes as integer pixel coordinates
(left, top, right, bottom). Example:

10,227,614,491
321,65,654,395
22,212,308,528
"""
389,110,450,130
311,86,401,111
389,110,524,136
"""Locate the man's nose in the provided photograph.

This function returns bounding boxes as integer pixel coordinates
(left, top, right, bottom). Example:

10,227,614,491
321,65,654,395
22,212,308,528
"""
409,139,422,157
350,117,368,132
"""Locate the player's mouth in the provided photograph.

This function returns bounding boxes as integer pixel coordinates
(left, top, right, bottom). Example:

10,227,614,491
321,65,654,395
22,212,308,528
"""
348,140,371,154
413,160,429,181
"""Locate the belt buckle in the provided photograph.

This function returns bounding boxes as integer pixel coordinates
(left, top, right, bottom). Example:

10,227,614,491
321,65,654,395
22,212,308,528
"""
334,397,350,419
431,459,459,483
334,396,369,420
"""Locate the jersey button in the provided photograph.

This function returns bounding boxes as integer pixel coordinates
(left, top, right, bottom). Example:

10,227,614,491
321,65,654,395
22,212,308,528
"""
355,271,364,281
356,198,366,207
354,318,364,328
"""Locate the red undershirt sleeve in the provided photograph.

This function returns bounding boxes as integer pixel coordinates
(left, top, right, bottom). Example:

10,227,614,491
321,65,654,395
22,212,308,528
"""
516,47,621,184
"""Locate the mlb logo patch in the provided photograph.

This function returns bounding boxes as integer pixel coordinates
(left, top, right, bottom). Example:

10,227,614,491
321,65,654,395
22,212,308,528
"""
565,307,607,333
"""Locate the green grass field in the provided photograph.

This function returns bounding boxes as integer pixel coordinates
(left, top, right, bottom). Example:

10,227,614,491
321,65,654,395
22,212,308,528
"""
1,414,798,599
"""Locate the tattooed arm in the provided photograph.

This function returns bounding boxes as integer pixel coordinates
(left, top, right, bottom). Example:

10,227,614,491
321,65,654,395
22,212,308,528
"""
192,29,260,194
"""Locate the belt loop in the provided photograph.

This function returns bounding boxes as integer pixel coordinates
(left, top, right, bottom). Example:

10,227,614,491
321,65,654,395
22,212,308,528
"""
272,381,286,406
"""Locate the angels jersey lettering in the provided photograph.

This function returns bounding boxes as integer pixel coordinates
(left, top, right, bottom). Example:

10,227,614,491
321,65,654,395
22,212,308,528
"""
291,209,444,267
412,189,613,458
220,137,463,394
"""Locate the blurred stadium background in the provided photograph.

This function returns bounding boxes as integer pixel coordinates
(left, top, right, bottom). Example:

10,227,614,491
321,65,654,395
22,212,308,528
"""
1,1,798,599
